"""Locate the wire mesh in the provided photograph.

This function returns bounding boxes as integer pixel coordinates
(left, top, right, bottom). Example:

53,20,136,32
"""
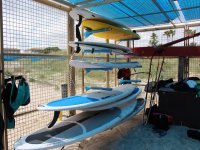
2,0,200,149
2,0,68,149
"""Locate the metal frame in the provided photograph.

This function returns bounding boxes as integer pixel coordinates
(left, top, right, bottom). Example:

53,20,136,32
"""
152,0,175,27
119,2,154,26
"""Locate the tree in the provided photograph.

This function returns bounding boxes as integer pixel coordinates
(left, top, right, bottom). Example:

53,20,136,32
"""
191,29,196,44
163,30,171,42
185,29,196,46
169,29,175,41
149,33,159,47
43,47,61,54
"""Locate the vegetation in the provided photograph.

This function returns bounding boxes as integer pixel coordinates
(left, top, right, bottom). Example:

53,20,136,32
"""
185,29,197,46
43,47,61,54
163,29,176,42
149,33,159,46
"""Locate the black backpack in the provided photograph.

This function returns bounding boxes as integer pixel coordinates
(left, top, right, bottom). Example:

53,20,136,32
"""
153,114,169,131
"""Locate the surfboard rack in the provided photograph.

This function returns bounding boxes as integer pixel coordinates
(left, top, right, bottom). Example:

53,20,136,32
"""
48,111,60,128
85,86,113,91
119,80,141,85
75,44,81,53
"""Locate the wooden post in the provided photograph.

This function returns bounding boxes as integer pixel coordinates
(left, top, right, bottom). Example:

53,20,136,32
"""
114,41,117,87
67,14,76,115
106,39,110,88
81,27,85,94
0,0,8,149
127,41,130,62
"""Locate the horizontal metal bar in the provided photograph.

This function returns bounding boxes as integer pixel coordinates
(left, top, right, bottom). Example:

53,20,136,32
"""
14,109,38,118
134,21,200,32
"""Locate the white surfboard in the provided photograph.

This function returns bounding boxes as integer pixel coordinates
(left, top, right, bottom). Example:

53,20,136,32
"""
84,86,141,111
68,41,135,55
70,60,142,69
37,84,135,111
14,100,137,150
69,8,126,29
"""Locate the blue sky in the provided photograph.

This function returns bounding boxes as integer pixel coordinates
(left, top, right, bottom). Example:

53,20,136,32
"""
3,0,68,50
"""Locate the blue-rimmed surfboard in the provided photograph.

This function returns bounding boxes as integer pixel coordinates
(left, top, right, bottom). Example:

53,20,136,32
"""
69,60,142,69
37,84,135,111
14,99,138,150
85,86,142,111
68,41,137,55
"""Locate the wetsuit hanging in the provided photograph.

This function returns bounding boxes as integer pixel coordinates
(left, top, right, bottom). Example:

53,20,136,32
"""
2,77,30,128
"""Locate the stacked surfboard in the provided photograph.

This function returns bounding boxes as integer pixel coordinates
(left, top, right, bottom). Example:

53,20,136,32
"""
14,84,145,150
14,8,144,150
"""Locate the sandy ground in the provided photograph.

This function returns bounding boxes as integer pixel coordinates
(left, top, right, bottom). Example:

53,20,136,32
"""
64,113,200,150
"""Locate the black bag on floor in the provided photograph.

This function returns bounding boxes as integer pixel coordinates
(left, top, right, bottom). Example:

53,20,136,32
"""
145,104,159,124
187,130,200,141
153,114,169,131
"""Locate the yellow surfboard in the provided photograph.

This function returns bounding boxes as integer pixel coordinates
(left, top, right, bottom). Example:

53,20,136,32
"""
82,19,140,41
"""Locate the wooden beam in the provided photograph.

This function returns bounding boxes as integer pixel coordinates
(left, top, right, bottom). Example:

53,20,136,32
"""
134,46,200,57
81,27,85,94
67,14,76,115
34,0,71,12
152,0,175,27
78,0,120,9
119,2,154,26
134,21,200,32
106,39,110,88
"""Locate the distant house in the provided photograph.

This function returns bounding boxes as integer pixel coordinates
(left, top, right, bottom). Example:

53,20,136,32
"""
4,48,21,53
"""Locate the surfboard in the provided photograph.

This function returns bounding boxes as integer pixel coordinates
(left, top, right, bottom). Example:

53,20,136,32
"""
70,60,142,69
69,8,126,28
14,100,137,150
85,87,141,111
37,84,135,111
82,19,140,41
68,41,135,55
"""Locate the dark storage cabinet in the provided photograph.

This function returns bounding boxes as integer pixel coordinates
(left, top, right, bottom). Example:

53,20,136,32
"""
158,88,200,129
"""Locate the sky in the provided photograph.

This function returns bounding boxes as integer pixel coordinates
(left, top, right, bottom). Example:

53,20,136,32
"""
2,0,200,52
3,0,68,50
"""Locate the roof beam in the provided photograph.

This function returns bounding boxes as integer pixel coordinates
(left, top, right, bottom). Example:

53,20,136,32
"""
168,0,182,23
110,4,147,26
119,2,155,26
133,20,200,32
34,0,72,11
152,0,176,27
78,0,121,9
51,0,75,8
113,5,200,19
75,0,94,5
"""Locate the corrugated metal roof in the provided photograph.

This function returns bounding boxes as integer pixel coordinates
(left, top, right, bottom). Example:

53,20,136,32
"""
62,0,200,28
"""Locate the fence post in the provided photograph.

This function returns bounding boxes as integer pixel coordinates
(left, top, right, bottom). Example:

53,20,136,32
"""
0,0,8,149
67,13,76,116
59,84,68,121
